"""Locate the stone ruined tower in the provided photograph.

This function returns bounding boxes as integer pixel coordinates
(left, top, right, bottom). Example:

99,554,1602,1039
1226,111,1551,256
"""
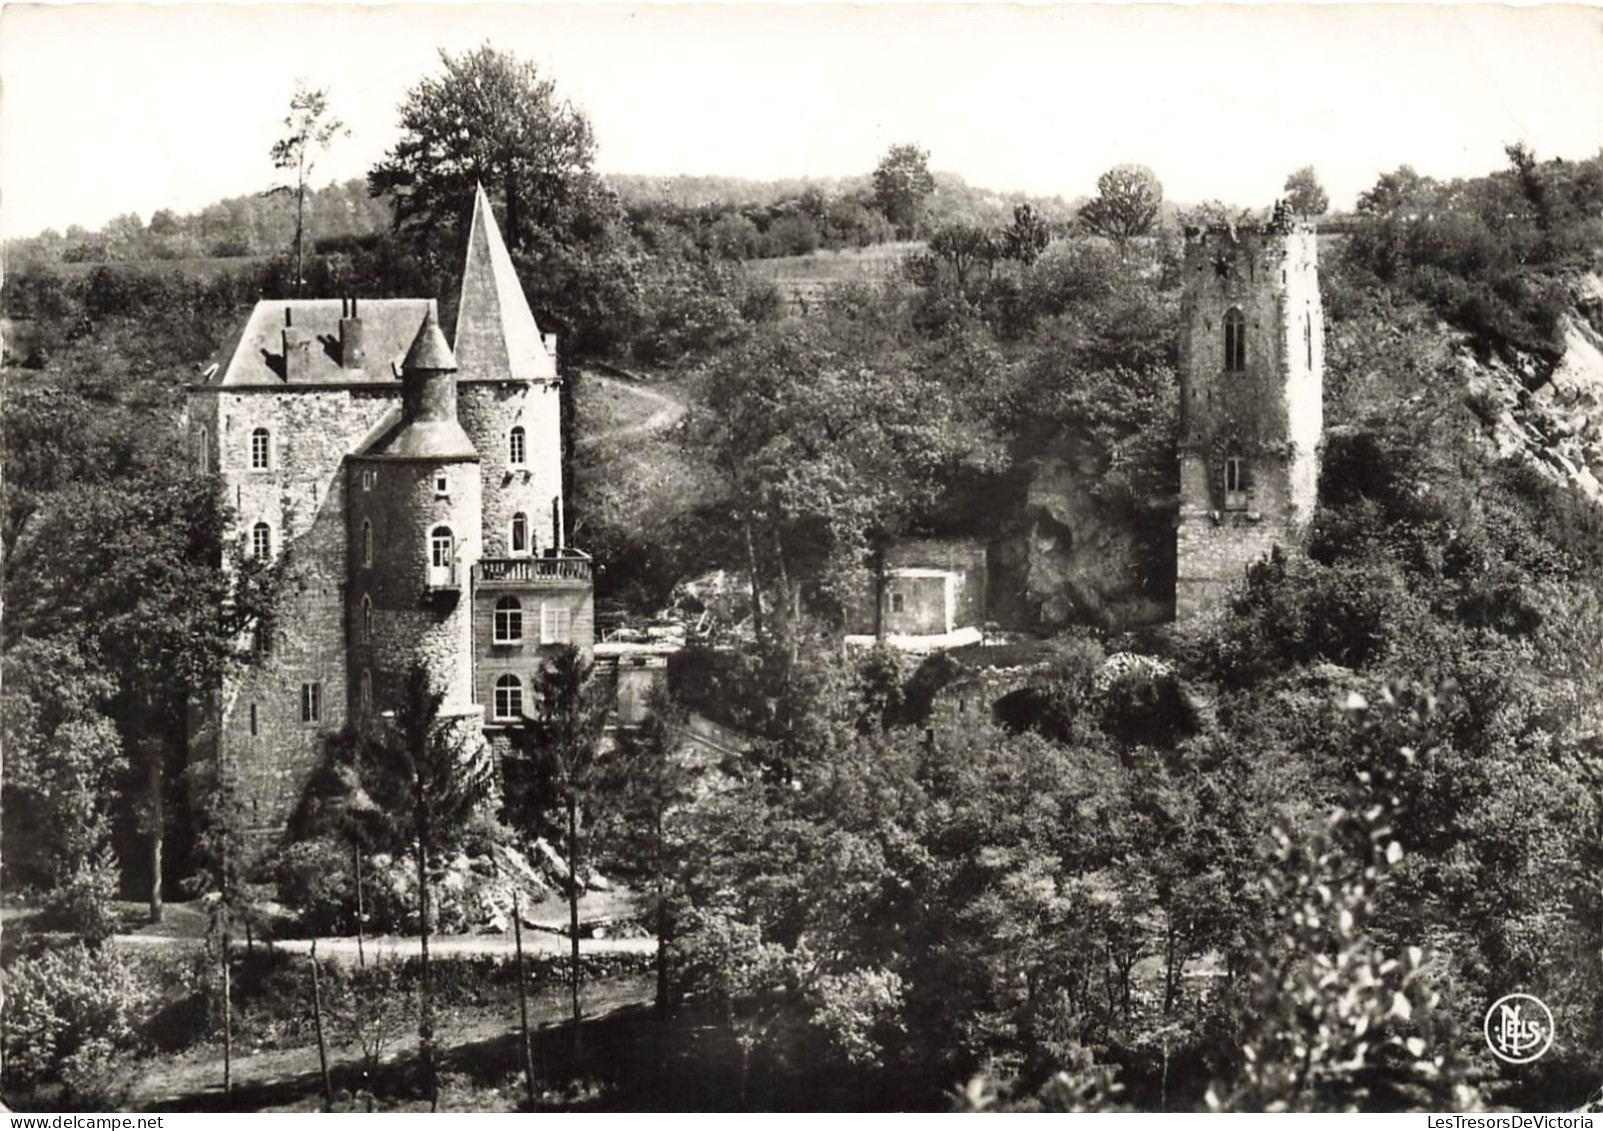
1174,205,1323,618
347,307,482,721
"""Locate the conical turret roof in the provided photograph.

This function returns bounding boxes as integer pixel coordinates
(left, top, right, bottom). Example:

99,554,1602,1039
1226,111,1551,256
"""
453,184,558,382
402,305,458,372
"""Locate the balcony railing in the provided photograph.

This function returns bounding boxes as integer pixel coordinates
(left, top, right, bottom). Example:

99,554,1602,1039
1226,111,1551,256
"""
477,550,593,585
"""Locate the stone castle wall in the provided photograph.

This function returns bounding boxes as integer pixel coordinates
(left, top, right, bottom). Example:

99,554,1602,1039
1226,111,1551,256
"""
202,386,395,831
460,380,565,556
348,454,483,713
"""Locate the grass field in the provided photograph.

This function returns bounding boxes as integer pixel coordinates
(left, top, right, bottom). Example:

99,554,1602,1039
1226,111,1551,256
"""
744,242,920,285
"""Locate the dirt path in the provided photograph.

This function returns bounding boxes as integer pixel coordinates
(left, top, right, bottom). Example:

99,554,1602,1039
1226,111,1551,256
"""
127,976,655,1111
576,371,686,448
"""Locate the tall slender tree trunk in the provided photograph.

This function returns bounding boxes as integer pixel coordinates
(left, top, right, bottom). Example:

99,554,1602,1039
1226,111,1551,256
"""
513,890,536,1108
148,750,164,924
742,520,765,643
311,940,333,1112
567,795,583,1063
416,839,437,1112
355,842,367,969
294,161,307,296
654,803,669,1018
221,917,232,1096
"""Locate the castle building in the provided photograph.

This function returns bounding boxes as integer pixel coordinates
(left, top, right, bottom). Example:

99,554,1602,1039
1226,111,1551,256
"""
1174,205,1323,618
187,187,594,834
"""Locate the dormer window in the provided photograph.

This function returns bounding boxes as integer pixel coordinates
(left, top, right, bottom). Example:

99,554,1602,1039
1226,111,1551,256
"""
250,427,271,470
434,472,450,497
1224,308,1246,373
509,426,527,467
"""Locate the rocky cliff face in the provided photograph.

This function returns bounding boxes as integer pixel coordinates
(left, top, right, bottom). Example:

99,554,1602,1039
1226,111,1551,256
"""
993,437,1172,631
1465,274,1603,504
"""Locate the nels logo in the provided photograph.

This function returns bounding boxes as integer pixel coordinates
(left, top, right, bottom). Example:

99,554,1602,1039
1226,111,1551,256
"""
1484,993,1555,1064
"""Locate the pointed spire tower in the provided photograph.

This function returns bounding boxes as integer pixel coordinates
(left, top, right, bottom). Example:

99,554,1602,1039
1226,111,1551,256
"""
453,184,559,382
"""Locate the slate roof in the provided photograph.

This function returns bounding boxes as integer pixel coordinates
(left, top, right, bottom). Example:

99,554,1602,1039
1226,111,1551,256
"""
402,305,457,371
208,298,435,387
453,184,559,382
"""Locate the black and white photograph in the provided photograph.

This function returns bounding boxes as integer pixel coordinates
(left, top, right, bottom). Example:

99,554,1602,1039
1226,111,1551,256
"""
2,0,1603,1115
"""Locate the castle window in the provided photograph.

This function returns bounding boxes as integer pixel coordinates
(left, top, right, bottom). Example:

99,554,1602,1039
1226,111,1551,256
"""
253,622,272,656
429,526,454,587
249,702,258,736
495,596,523,644
1224,457,1248,510
510,512,528,555
300,681,321,724
541,604,572,645
251,521,272,560
434,472,449,496
362,520,373,567
250,428,271,470
1224,308,1246,373
494,674,523,722
360,670,372,715
197,427,210,474
361,468,376,492
890,591,905,614
361,594,373,642
509,426,527,467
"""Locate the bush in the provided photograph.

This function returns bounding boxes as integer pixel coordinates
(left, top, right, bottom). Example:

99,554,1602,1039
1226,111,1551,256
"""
2,944,153,1098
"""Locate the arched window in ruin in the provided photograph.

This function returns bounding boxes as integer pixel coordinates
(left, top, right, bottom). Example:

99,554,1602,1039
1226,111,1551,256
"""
1224,455,1248,510
1224,308,1246,373
360,669,372,714
510,512,529,555
494,674,523,721
494,596,523,644
361,594,373,642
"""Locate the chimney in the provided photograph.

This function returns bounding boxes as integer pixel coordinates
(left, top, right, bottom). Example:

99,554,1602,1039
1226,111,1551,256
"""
339,295,366,370
281,306,311,382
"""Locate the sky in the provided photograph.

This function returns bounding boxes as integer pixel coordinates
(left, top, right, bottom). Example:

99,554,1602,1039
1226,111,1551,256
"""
2,2,1602,239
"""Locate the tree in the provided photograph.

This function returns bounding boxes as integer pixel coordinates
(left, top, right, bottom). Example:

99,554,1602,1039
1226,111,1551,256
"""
1077,165,1163,250
501,645,611,1061
925,222,999,295
368,44,636,353
369,45,594,257
872,144,936,239
1002,203,1053,266
337,665,495,1110
1283,166,1330,218
269,83,347,295
603,682,699,1014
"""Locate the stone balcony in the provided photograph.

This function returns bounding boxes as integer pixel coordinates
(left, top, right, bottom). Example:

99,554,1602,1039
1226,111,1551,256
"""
475,549,593,588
